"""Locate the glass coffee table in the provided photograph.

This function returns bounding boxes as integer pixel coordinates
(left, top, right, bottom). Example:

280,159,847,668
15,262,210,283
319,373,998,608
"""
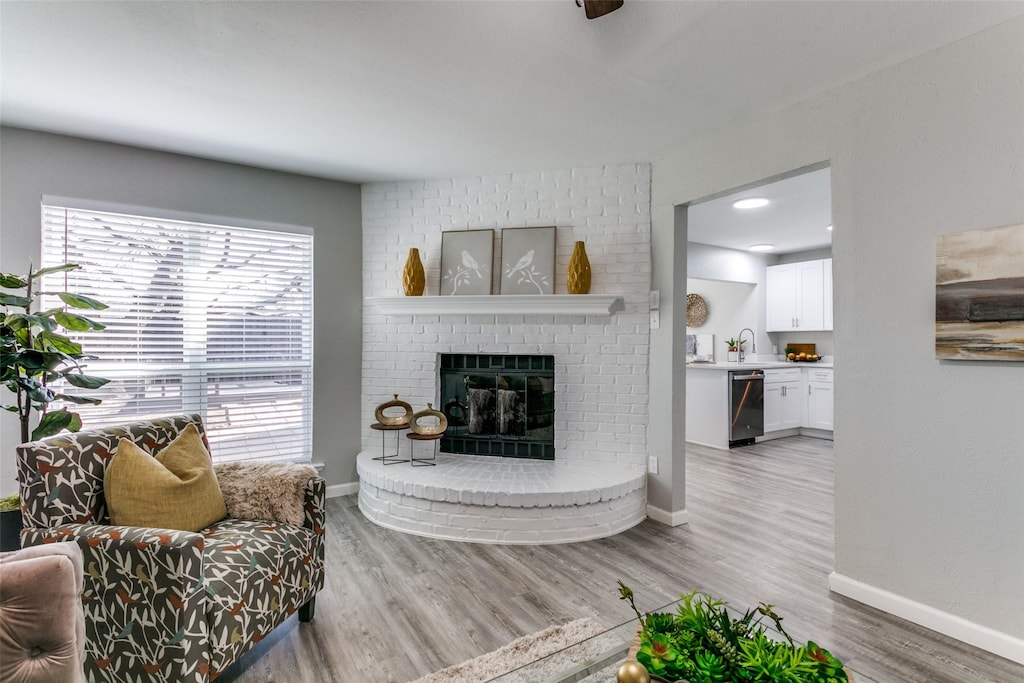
486,600,875,683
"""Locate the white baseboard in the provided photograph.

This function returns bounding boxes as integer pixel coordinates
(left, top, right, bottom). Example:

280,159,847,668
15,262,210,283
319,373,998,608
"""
829,572,1024,665
646,504,688,527
326,482,359,498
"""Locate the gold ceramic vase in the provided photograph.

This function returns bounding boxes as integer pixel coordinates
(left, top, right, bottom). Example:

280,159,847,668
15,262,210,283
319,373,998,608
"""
374,395,413,426
410,403,448,436
567,241,591,294
403,248,425,296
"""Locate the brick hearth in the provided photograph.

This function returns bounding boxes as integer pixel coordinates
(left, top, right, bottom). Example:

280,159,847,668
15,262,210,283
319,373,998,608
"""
356,451,646,544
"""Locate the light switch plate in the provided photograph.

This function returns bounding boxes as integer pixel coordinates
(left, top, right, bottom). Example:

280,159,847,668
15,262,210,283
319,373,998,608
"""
650,310,660,329
649,290,660,310
648,456,659,474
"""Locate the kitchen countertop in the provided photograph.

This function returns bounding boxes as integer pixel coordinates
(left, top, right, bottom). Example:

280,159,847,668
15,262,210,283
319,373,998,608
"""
686,360,833,370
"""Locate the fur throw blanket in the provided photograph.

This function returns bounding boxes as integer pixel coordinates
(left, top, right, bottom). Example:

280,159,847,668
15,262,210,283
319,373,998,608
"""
214,462,317,526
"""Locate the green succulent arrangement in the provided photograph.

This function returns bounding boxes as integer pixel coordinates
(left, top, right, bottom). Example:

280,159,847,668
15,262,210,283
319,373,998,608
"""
618,581,848,683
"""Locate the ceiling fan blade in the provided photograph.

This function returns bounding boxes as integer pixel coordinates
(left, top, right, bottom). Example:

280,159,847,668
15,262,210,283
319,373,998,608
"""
583,0,624,20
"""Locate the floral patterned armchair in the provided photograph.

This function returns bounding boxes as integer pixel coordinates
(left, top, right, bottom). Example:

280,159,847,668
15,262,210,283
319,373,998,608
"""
15,414,325,682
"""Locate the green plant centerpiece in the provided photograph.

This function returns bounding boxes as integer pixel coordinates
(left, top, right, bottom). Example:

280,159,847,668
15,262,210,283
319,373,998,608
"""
1,263,110,442
618,581,848,683
0,493,19,512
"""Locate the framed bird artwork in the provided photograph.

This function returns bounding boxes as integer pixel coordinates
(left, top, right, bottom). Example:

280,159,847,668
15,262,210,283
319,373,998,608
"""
440,229,494,295
501,226,555,295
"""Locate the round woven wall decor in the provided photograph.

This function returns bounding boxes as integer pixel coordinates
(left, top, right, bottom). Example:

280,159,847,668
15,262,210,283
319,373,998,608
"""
686,293,708,327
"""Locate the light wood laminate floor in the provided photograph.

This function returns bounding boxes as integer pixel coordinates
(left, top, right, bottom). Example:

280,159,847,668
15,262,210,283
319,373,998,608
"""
219,436,1022,683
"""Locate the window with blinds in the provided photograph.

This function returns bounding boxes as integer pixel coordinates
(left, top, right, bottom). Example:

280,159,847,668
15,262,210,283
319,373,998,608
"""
40,201,314,464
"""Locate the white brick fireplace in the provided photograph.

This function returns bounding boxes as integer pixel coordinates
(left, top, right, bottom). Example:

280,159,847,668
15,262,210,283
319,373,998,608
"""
359,164,652,543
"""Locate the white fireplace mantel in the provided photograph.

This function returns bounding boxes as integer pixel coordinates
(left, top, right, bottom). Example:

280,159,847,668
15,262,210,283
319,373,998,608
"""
365,294,625,316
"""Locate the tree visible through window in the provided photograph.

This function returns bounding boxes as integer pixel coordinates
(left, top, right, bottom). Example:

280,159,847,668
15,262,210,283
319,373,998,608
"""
41,202,313,463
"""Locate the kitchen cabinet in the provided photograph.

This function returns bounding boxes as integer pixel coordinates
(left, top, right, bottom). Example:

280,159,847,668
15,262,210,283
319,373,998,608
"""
763,368,803,432
766,258,832,331
806,367,834,430
823,259,833,331
685,367,731,449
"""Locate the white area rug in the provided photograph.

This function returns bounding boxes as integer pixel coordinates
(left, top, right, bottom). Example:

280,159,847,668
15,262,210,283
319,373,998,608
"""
408,618,607,683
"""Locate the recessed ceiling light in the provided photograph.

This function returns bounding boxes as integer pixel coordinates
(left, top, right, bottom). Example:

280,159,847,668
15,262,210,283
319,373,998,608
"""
749,244,774,252
733,197,770,209
826,224,833,231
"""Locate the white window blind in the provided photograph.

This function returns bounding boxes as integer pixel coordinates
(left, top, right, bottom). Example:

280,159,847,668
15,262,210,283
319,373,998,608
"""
40,202,314,464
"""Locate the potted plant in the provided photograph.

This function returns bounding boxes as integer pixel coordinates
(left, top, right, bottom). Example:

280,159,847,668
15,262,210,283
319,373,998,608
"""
0,493,21,552
724,338,744,363
617,581,850,683
1,263,110,443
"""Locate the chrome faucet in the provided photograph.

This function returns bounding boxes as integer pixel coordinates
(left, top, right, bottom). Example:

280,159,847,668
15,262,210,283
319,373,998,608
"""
737,328,756,363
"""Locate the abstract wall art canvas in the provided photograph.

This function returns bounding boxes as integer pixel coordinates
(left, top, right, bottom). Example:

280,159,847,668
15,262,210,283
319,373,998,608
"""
440,229,493,295
500,226,555,295
936,223,1024,361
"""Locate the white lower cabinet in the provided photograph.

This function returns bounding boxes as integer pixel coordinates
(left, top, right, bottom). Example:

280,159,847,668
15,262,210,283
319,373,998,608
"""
763,369,803,432
806,368,834,430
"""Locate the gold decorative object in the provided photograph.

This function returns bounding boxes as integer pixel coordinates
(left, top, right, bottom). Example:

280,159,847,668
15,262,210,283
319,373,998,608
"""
686,293,708,327
616,660,651,683
403,247,425,296
410,403,448,436
374,395,413,426
567,241,592,294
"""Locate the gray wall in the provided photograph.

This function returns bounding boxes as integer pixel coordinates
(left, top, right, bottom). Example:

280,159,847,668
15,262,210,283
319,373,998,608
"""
649,16,1024,650
0,127,363,492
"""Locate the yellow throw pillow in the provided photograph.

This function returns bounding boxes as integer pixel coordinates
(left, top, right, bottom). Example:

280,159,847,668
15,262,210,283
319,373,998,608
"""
104,423,227,532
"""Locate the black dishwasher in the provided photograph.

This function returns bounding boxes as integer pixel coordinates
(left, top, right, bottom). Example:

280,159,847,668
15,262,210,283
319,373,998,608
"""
728,370,764,447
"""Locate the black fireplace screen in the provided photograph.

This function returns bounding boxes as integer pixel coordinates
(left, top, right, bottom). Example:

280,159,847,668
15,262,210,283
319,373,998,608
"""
439,354,554,459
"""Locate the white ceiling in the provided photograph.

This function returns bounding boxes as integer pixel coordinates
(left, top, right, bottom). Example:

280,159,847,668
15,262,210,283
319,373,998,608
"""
687,166,833,255
2,1,1021,251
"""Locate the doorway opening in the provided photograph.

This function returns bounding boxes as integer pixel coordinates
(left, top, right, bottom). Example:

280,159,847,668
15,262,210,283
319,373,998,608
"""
681,163,834,452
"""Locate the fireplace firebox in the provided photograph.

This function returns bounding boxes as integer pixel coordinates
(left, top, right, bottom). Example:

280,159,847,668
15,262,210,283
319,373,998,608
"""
439,354,554,460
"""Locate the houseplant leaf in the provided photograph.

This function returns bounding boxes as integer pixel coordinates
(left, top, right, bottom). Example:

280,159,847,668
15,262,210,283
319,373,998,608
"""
31,407,83,440
15,377,55,403
56,292,109,310
0,293,33,308
4,313,57,332
62,373,111,390
55,311,107,331
0,273,29,289
36,331,82,355
31,263,80,279
55,393,103,405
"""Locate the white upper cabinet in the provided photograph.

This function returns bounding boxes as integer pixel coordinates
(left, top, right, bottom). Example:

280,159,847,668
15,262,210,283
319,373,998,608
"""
766,258,832,331
823,259,833,331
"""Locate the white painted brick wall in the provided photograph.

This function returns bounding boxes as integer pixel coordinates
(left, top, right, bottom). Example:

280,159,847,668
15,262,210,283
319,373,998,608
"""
361,164,651,467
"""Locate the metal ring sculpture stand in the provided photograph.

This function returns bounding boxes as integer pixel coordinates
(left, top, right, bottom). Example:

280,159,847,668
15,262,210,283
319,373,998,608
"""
371,395,413,464
407,403,447,467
